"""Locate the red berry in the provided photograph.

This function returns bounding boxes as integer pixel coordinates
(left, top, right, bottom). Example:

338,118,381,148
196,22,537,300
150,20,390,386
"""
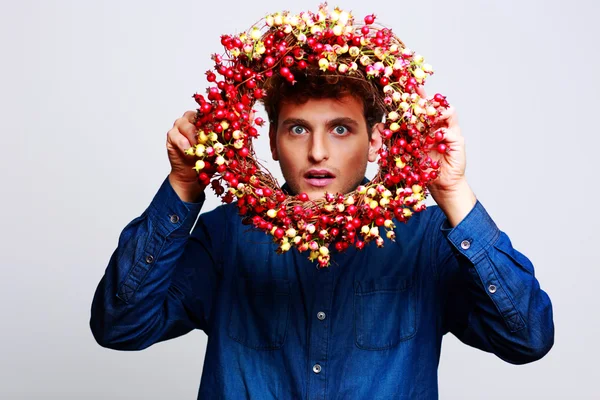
437,143,447,153
264,56,276,68
364,14,376,24
435,130,444,142
283,55,294,66
298,193,309,202
274,228,285,239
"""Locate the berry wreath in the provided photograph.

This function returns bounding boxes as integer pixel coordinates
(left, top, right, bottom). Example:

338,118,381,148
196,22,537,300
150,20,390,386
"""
185,4,450,268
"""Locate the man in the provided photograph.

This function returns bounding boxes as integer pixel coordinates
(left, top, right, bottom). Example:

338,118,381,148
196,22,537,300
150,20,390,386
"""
90,71,554,399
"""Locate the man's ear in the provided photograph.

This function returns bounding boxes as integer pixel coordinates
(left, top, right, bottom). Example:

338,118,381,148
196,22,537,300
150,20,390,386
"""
269,124,279,161
368,122,384,162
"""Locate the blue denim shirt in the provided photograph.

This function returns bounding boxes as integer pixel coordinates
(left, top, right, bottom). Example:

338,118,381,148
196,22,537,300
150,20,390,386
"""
90,175,554,399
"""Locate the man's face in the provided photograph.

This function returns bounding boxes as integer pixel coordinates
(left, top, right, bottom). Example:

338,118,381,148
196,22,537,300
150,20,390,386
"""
269,95,382,200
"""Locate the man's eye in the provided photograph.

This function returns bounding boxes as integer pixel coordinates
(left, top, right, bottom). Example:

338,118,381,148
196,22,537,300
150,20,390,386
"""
291,125,307,135
332,125,349,135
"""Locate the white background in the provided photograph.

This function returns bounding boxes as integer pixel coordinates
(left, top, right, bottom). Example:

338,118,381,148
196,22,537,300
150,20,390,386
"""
1,0,599,398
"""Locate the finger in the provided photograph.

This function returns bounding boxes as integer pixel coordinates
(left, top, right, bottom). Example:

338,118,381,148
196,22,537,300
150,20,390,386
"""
436,106,457,124
416,85,428,99
183,110,197,124
167,127,192,154
174,115,198,146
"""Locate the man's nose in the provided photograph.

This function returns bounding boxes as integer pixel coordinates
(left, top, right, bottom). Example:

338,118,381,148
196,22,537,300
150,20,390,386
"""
308,131,330,163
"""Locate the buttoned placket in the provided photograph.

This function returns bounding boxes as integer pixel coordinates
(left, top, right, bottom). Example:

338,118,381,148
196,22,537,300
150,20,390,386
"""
307,266,333,400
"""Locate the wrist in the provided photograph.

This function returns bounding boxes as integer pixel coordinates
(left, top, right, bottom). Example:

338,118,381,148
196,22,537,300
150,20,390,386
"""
430,179,477,228
168,173,205,203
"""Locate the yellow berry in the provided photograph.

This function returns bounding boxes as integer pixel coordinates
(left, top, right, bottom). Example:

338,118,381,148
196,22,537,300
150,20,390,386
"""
286,228,297,238
193,160,205,172
280,242,291,252
198,131,208,143
414,68,426,82
194,144,205,156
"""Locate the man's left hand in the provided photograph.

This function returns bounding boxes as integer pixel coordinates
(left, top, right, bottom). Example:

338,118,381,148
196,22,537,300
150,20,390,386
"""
417,86,477,227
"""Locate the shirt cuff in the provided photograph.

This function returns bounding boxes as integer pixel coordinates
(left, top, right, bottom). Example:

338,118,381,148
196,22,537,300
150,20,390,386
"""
440,200,500,263
147,175,205,238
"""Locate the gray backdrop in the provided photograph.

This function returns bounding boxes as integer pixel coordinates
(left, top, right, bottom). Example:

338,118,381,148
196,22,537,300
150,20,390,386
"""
1,0,598,398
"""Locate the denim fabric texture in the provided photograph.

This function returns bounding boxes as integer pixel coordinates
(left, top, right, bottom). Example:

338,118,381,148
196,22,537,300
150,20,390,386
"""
90,175,554,399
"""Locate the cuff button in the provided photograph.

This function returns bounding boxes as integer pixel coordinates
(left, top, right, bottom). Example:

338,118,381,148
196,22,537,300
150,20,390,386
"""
460,240,471,250
170,214,180,224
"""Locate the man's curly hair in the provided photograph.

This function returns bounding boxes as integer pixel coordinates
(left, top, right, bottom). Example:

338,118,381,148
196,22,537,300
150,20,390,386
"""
261,66,386,137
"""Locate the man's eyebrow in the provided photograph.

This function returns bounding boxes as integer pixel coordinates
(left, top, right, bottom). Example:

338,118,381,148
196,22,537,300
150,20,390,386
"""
280,118,312,128
280,117,360,129
326,117,360,128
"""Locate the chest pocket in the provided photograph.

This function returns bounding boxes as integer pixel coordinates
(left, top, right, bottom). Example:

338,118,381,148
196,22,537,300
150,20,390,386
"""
228,276,291,350
354,275,417,350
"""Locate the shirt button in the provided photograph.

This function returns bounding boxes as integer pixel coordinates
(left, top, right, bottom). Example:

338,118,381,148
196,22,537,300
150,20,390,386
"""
170,214,180,224
313,364,321,374
317,311,326,321
145,255,154,264
488,284,497,294
460,240,471,250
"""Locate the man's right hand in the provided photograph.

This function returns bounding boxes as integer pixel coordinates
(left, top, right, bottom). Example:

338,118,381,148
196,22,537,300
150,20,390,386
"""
166,110,205,203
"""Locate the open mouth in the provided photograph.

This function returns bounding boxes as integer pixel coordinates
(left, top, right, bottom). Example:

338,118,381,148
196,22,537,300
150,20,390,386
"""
304,170,336,187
